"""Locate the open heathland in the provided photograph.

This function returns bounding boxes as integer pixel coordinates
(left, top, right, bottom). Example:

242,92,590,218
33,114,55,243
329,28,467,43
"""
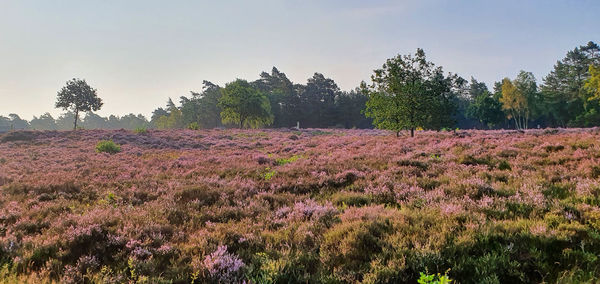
1,128,600,283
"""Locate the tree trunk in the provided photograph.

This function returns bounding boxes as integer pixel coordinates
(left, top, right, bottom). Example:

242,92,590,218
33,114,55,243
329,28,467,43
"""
410,128,414,137
73,110,79,131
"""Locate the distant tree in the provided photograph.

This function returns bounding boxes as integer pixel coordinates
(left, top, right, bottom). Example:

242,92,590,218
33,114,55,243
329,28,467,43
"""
118,114,150,129
0,114,29,131
298,73,340,128
514,71,543,123
542,41,600,127
56,112,75,130
8,114,29,130
82,112,108,129
55,78,103,130
335,88,372,128
30,113,57,130
500,78,529,129
253,67,298,128
0,116,11,131
467,90,504,129
151,108,169,124
464,78,503,129
219,79,273,128
153,98,184,129
195,81,223,128
179,81,223,129
362,48,462,137
586,64,600,100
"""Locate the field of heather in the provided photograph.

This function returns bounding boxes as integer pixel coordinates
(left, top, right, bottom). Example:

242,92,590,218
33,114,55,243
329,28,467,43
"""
2,128,600,283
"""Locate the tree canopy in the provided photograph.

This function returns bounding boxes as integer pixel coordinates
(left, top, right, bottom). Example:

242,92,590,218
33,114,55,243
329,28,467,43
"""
362,48,463,137
55,78,103,130
7,41,600,133
218,79,273,129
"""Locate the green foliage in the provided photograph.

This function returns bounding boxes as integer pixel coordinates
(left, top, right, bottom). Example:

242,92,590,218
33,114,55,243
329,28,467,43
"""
497,160,511,171
219,79,273,128
457,154,493,167
544,145,565,152
587,64,600,101
264,168,276,181
154,99,185,129
321,217,395,282
276,155,301,166
134,127,147,134
187,122,199,130
362,48,464,137
467,91,505,128
542,41,600,127
55,78,103,130
95,140,121,154
332,191,372,207
418,271,453,284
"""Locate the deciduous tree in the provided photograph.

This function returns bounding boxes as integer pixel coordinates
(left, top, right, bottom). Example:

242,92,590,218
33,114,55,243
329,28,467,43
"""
219,79,273,128
362,48,461,137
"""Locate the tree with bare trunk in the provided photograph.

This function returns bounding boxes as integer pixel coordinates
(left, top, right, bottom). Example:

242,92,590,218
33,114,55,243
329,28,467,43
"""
55,78,103,130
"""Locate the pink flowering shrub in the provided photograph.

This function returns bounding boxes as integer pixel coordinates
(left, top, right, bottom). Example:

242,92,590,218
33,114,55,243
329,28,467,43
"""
1,128,600,282
202,245,245,283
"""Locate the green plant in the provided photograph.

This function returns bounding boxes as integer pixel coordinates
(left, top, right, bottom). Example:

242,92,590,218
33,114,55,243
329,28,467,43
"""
417,271,453,284
134,127,147,134
188,122,200,130
497,160,511,170
264,168,276,181
332,191,372,207
127,257,137,282
95,140,121,154
276,155,302,166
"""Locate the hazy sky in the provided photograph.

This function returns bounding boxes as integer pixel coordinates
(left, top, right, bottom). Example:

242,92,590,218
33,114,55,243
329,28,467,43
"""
1,0,598,119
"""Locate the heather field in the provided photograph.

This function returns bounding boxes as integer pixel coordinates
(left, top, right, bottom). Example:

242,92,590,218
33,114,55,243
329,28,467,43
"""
2,128,600,283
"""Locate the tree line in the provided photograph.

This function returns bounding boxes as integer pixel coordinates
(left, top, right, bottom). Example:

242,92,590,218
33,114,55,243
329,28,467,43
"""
1,41,599,134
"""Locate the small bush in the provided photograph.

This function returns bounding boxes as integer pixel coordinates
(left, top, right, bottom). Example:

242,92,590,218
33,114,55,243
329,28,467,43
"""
134,127,147,134
457,155,492,167
276,155,301,166
418,271,453,284
544,145,564,153
264,168,276,181
174,185,220,205
332,191,372,207
591,166,600,178
397,159,429,171
497,160,511,171
188,122,200,130
95,140,121,154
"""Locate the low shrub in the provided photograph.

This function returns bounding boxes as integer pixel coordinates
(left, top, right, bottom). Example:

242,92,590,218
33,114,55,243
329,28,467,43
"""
188,122,200,130
0,131,36,143
544,145,565,153
418,271,453,284
398,159,429,171
332,191,372,207
95,140,121,154
457,155,493,167
497,160,511,171
133,127,147,134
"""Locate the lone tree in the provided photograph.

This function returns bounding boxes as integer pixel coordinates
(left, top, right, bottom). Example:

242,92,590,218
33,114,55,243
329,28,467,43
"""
362,48,463,137
218,79,273,128
55,78,103,130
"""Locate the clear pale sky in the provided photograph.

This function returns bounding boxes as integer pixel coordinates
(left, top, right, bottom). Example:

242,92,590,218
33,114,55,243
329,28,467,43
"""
0,0,598,119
